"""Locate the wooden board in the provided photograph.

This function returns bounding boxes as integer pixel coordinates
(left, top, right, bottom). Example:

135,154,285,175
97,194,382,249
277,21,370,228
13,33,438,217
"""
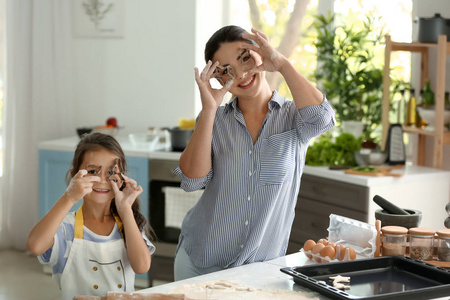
345,165,404,177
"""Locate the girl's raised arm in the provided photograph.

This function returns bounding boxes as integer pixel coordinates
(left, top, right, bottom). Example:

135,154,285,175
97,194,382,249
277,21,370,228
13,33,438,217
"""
26,170,98,256
111,175,151,274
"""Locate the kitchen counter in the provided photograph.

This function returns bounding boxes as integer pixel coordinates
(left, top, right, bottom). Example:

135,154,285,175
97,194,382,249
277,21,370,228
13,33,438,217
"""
139,252,326,298
38,136,450,185
138,252,449,299
38,135,182,160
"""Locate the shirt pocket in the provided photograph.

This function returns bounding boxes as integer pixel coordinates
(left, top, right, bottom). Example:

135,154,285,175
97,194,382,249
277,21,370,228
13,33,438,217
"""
260,129,297,185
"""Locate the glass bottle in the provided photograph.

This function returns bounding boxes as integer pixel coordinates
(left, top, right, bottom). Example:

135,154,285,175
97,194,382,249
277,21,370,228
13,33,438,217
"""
422,80,435,107
445,91,450,106
415,90,424,128
397,89,405,124
406,88,417,126
409,227,435,260
381,226,407,256
437,229,450,262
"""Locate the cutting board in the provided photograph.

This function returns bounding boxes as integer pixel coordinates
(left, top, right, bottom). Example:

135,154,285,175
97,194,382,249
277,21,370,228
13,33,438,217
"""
345,165,404,177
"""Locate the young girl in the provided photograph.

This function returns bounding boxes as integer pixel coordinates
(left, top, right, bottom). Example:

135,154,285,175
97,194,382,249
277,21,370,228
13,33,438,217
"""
173,26,335,280
27,133,155,300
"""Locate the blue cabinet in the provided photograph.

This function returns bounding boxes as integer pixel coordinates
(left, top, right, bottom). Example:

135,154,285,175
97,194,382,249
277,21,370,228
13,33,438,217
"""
38,149,150,283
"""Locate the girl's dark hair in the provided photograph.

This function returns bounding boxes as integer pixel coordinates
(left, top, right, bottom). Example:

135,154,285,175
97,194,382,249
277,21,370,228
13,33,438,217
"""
204,25,256,63
70,132,156,242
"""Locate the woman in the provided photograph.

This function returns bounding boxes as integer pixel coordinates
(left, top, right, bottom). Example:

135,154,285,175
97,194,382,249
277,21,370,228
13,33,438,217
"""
173,25,335,280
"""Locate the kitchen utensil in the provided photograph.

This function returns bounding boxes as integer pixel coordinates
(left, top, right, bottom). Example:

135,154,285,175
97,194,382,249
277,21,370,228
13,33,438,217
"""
373,195,410,215
281,256,450,300
385,124,406,165
375,209,422,228
76,127,93,138
166,127,194,151
416,13,450,43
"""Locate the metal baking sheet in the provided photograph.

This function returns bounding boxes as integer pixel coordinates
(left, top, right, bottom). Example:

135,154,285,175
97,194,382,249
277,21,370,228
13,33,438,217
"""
280,256,450,300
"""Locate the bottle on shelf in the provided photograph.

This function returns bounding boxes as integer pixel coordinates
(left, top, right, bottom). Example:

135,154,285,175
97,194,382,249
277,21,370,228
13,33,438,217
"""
445,91,450,106
415,90,425,128
406,88,417,126
397,89,405,124
422,80,435,107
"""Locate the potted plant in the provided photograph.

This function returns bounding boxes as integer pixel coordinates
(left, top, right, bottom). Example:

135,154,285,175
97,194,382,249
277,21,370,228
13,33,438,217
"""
310,13,400,140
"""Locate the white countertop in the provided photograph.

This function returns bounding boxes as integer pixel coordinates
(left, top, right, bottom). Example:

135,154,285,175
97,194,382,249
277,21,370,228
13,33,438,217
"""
304,165,450,187
139,252,328,299
38,136,450,187
38,135,450,187
38,135,182,160
138,252,449,299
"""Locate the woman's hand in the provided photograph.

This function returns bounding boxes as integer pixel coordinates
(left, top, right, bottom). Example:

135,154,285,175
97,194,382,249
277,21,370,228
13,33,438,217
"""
194,60,233,111
110,174,143,216
242,28,288,73
65,170,99,203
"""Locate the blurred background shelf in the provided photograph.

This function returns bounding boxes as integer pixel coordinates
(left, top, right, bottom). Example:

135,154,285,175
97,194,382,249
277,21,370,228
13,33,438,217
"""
382,35,449,169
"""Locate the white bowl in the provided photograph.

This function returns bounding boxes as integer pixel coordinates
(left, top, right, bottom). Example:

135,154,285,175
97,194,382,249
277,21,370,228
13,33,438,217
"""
93,127,120,136
354,149,387,166
129,133,159,150
416,107,450,128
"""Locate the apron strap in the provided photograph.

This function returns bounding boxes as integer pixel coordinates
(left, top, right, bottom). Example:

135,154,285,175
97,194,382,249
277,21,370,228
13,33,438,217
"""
74,205,125,239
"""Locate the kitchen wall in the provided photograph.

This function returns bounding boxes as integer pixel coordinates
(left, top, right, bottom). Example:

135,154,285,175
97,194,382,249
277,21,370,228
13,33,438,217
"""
70,0,227,134
411,0,450,170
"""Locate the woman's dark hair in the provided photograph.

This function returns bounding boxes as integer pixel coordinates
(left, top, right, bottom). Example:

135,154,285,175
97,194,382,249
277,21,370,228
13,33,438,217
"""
69,132,156,242
204,25,256,63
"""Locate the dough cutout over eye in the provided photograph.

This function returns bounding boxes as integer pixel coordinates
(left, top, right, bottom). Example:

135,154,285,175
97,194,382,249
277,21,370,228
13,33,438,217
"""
107,158,125,183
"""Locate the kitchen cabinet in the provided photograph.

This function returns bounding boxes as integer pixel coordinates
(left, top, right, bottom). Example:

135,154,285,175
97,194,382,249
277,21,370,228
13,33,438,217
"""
287,174,369,254
287,165,450,254
38,148,150,284
382,34,450,169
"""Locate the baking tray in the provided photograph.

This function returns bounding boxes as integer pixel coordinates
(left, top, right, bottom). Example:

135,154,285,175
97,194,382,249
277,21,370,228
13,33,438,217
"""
280,256,450,300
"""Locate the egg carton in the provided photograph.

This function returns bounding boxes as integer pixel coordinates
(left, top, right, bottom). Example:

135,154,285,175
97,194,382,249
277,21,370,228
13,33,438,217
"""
327,214,379,258
300,245,356,263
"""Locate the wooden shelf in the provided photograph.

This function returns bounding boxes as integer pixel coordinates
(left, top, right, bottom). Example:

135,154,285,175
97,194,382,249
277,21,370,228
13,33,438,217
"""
382,35,448,169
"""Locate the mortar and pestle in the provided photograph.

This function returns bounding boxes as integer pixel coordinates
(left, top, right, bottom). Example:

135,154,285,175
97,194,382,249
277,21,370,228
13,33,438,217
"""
373,195,422,229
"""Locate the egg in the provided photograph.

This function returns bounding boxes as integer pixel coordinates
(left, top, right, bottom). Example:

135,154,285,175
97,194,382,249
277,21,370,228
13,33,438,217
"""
347,247,357,260
328,241,336,249
317,238,328,246
303,240,316,259
312,243,326,262
337,244,346,261
320,245,336,262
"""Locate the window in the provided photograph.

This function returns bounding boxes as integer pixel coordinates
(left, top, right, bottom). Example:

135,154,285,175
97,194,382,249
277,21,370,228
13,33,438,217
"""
228,0,412,97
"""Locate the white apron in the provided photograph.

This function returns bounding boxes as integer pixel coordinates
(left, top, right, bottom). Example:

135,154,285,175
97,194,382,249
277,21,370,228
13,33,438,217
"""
60,206,135,300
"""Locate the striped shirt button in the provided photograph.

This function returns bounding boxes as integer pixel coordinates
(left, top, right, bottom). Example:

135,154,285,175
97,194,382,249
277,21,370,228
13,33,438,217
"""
247,196,251,201
240,244,244,249
249,150,252,154
248,171,252,176
245,220,249,226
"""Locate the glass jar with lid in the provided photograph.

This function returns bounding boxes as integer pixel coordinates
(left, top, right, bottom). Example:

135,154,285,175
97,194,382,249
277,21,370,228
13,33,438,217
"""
408,227,435,260
381,226,408,256
437,229,450,262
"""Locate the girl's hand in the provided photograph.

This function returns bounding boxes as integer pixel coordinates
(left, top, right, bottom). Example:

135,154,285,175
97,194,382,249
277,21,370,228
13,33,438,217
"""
242,28,287,73
65,170,99,203
110,174,143,215
194,60,233,111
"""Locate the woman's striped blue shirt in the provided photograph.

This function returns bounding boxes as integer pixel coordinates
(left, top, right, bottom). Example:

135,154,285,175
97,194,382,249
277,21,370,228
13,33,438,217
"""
174,90,335,268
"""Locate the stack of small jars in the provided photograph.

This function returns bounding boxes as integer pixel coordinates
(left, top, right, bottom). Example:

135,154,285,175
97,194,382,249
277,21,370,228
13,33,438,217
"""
381,226,450,262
